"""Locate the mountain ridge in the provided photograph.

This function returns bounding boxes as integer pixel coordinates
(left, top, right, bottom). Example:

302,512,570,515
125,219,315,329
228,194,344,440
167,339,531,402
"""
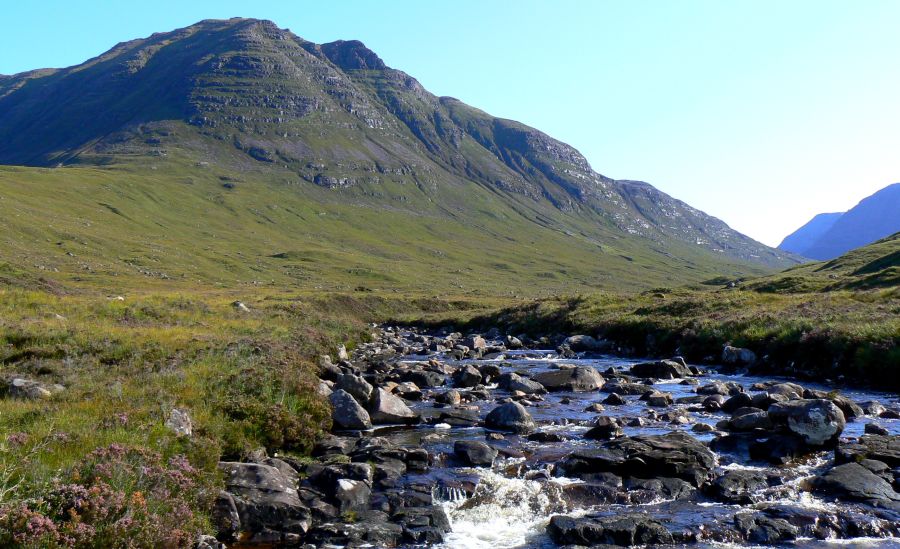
779,183,900,260
0,18,798,292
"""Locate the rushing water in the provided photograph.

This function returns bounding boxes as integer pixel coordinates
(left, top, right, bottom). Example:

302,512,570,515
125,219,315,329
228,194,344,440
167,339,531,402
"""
369,340,900,548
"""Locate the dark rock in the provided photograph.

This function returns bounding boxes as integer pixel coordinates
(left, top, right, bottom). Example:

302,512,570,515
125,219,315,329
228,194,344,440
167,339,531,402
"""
485,402,535,434
217,462,309,542
602,393,626,406
865,423,890,436
623,477,694,503
532,365,604,392
704,470,769,503
702,394,725,411
734,511,798,544
329,389,372,430
749,434,808,464
812,462,900,506
722,392,753,413
558,431,716,486
401,370,445,388
563,334,609,352
644,391,673,407
728,409,772,431
547,514,674,546
585,416,623,440
629,359,693,379
452,365,483,388
601,382,652,395
453,440,498,467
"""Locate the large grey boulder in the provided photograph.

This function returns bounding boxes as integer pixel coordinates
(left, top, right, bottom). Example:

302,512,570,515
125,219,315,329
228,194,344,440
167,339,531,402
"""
532,365,604,392
335,373,373,406
216,462,309,543
485,402,535,434
768,399,845,446
368,388,420,425
722,345,757,365
329,389,372,430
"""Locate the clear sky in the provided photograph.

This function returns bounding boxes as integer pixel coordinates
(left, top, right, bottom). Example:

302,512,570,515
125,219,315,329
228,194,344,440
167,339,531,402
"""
2,1,899,246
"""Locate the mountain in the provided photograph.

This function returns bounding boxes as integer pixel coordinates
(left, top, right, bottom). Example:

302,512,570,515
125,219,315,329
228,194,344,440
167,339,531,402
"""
778,212,843,255
0,18,797,293
749,231,900,293
779,184,900,260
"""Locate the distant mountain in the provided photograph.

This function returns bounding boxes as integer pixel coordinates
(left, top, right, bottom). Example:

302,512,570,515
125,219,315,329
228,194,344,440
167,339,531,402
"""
0,18,797,291
778,212,843,256
779,184,900,260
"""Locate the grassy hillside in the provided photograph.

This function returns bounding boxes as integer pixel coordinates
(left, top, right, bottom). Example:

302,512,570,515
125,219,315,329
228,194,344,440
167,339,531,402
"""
0,163,778,296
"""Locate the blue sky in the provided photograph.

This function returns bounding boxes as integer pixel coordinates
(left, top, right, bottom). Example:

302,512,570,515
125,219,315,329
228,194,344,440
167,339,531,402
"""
2,1,899,246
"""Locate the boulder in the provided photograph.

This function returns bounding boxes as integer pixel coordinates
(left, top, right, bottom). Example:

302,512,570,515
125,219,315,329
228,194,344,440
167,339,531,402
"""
629,359,693,379
335,373,373,406
563,334,609,352
334,478,371,513
217,462,309,542
453,440,498,467
585,416,623,440
496,372,545,395
369,388,420,425
485,402,535,434
532,366,604,392
329,389,372,430
704,470,769,503
768,399,845,446
835,434,900,467
812,462,900,506
722,392,753,413
452,365,482,388
722,345,757,365
464,335,487,351
645,391,673,407
558,431,716,487
733,511,798,544
728,409,772,432
165,408,193,437
603,393,626,406
601,382,653,395
547,514,673,546
7,378,63,400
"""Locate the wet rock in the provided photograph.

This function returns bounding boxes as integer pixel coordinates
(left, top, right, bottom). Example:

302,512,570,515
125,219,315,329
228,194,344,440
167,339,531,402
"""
767,382,805,400
749,433,809,464
436,408,480,427
722,392,753,413
585,416,623,440
485,402,535,434
692,423,715,433
722,345,757,365
584,403,605,413
727,408,772,432
453,440,498,467
836,434,900,467
329,389,372,430
629,359,693,380
602,393,626,405
768,399,846,446
532,365,604,392
434,389,462,406
750,391,787,410
734,511,798,544
702,394,725,411
865,423,890,436
623,477,694,503
528,431,567,443
477,364,502,382
644,391,673,407
812,462,900,507
697,381,742,396
601,381,652,395
804,389,864,419
401,370,445,388
547,514,674,546
217,462,309,542
558,431,716,486
393,381,423,401
704,470,769,503
452,365,483,388
369,388,420,425
497,372,546,394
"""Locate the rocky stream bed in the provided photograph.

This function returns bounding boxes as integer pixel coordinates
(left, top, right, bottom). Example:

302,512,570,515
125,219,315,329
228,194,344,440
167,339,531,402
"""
212,327,900,548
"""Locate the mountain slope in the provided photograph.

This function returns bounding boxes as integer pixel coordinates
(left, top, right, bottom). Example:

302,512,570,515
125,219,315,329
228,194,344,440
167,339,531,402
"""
778,212,843,256
0,18,797,293
780,184,900,260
